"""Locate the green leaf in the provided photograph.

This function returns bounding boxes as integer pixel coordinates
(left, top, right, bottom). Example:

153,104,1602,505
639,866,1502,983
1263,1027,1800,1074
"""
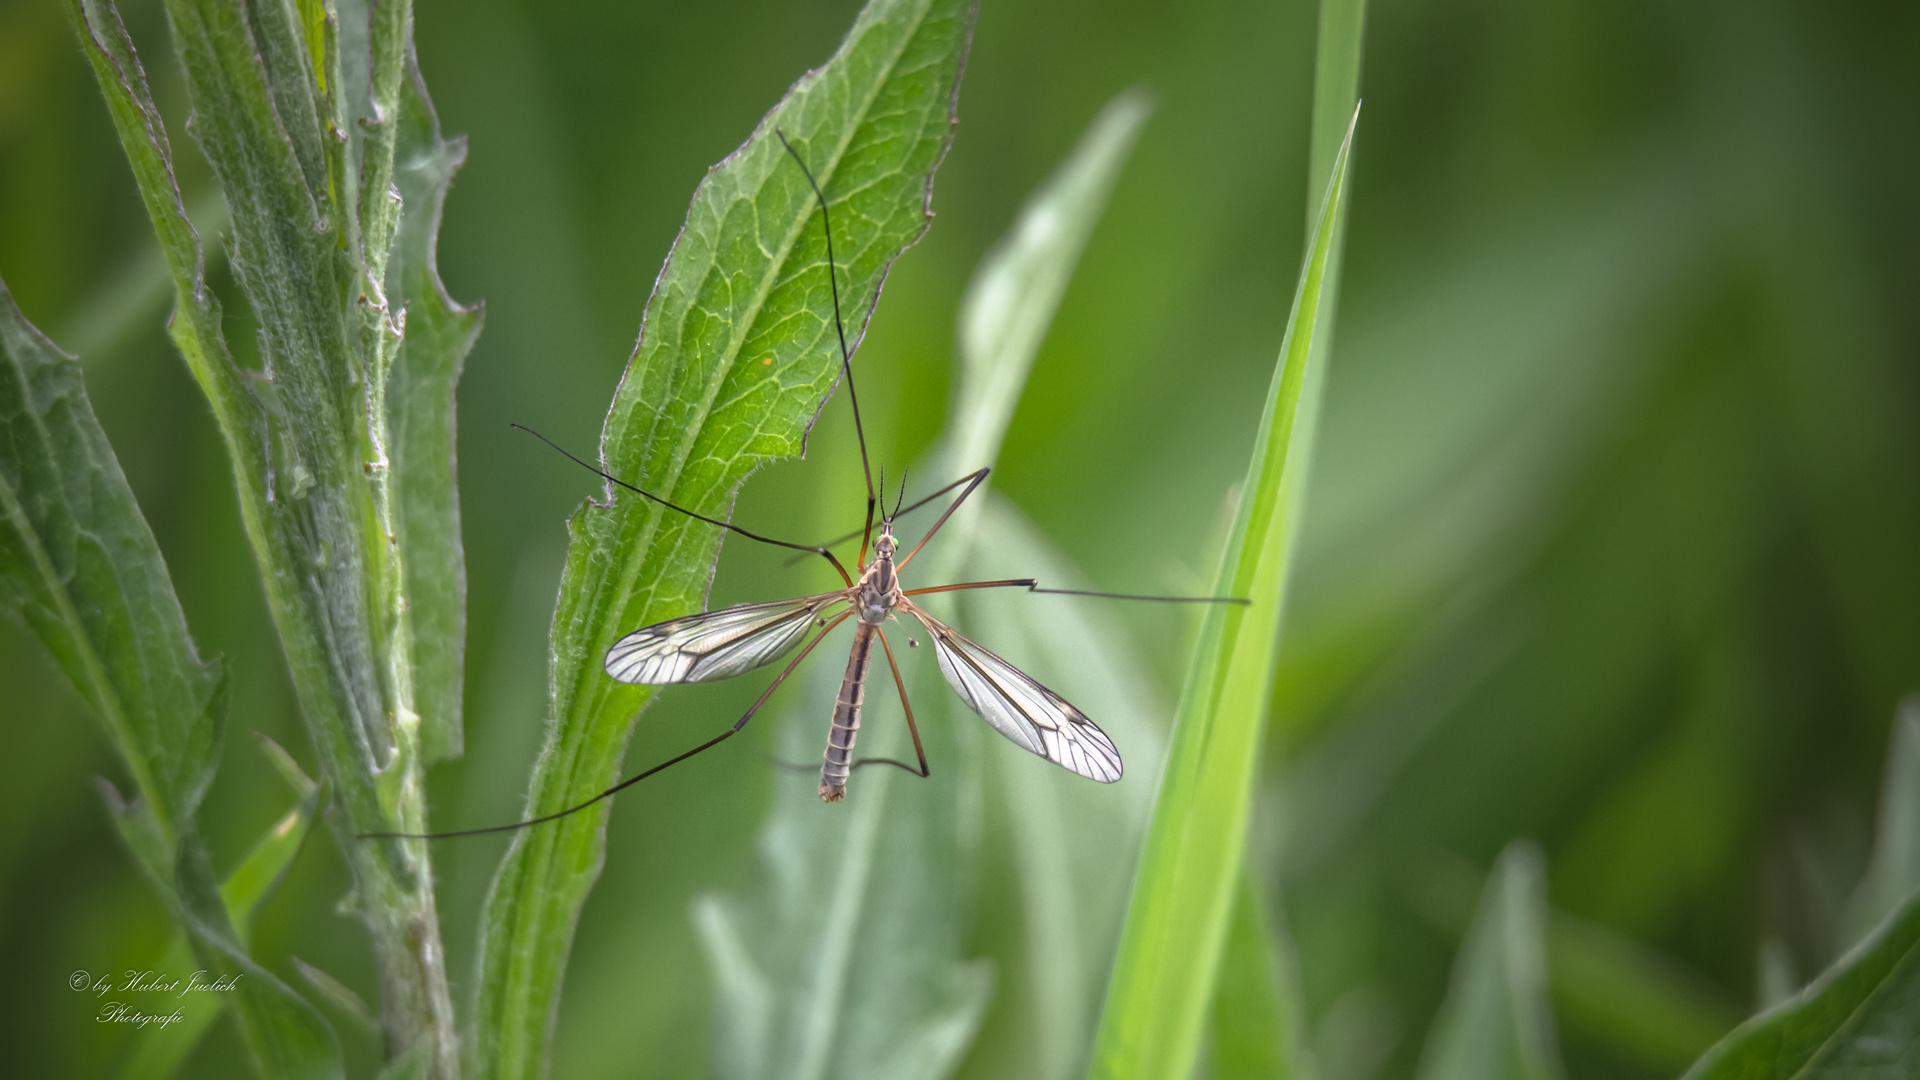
1416,842,1566,1080
1682,880,1920,1078
471,2,974,1077
292,956,380,1037
0,276,222,837
1085,107,1359,1080
100,787,343,1080
222,778,327,950
693,649,992,1080
0,277,335,1077
386,56,481,765
121,780,327,1080
1407,847,1740,1074
1676,701,1920,1079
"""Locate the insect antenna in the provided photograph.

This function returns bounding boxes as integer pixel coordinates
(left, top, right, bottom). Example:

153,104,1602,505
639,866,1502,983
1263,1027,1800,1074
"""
775,130,880,565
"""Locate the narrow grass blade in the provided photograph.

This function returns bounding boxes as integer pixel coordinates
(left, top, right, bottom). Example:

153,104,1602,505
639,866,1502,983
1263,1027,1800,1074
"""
1415,843,1566,1080
292,957,381,1037
1306,0,1369,234
1085,108,1359,1080
1409,845,1740,1074
1546,909,1742,1071
472,3,975,1077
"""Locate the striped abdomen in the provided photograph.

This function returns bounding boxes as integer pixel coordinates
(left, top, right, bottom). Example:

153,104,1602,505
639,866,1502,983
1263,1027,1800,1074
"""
819,624,875,801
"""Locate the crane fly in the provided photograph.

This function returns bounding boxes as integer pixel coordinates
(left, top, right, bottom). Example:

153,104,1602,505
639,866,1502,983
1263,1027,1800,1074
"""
363,132,1242,841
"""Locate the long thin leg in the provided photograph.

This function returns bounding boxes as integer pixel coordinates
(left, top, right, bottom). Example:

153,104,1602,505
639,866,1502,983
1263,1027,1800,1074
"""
757,628,929,779
845,627,930,779
896,467,992,570
360,612,853,840
513,424,854,587
904,578,1252,605
774,131,877,568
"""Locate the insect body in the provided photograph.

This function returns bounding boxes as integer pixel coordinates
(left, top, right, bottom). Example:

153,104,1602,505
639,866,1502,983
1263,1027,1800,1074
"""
360,130,1228,843
602,508,1123,802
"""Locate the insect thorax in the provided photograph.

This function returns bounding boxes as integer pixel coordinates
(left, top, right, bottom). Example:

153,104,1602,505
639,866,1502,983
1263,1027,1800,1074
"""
856,557,898,624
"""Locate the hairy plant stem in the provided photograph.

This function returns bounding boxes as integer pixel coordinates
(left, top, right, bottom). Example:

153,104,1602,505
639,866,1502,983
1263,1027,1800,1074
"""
62,0,462,1072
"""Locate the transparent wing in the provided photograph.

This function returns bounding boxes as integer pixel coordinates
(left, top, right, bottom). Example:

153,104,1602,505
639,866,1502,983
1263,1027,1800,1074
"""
906,605,1122,783
605,593,848,684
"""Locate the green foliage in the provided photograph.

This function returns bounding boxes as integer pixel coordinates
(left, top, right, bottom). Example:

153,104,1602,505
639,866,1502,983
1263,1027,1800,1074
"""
1680,704,1920,1079
1705,919,1920,1075
1086,109,1357,1080
58,0,471,1072
388,61,484,766
470,1,974,1076
8,0,1920,1076
0,277,221,839
1209,872,1315,1080
1,277,341,1078
122,769,326,1080
691,88,1151,1080
1415,843,1564,1080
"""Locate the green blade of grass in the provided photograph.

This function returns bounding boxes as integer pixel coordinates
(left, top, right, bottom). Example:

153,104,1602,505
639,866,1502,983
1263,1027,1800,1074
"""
1415,843,1567,1080
1306,0,1369,234
1085,107,1358,1080
470,3,974,1077
1546,907,1743,1071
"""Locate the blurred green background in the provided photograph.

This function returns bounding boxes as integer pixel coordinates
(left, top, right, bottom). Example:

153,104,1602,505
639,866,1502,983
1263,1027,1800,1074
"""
3,0,1916,1076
